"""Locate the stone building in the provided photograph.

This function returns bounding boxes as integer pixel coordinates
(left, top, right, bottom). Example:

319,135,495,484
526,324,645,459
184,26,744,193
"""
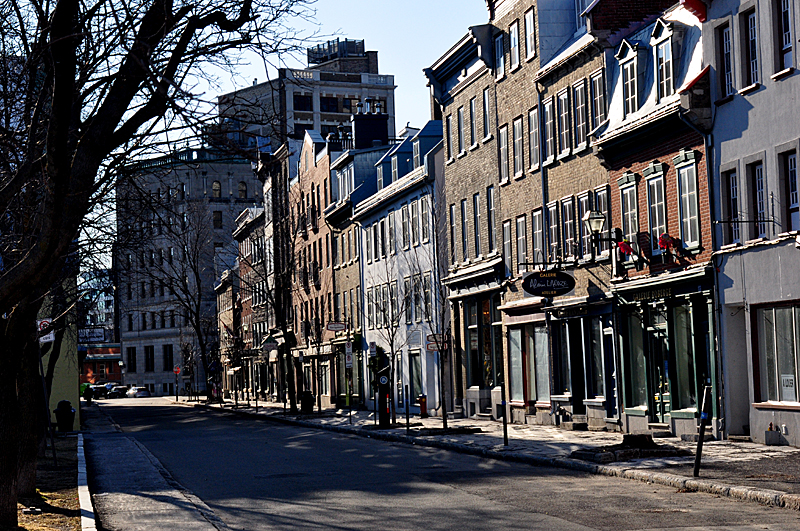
216,38,396,152
116,148,261,396
704,0,800,444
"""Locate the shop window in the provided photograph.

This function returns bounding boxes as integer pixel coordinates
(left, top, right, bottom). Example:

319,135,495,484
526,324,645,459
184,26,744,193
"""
623,311,647,408
757,306,800,402
509,328,525,402
587,317,605,398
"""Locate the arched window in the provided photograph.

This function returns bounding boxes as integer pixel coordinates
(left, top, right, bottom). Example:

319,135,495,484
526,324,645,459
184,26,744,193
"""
212,180,221,198
238,181,247,199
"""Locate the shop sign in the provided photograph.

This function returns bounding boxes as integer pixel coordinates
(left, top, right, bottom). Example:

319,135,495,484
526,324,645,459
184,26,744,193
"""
631,287,672,302
782,374,795,399
522,271,575,297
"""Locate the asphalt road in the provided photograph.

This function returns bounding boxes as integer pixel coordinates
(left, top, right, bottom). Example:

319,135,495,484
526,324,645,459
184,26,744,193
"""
94,398,800,530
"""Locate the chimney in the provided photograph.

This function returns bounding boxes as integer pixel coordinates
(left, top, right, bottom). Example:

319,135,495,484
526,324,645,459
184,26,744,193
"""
350,108,389,149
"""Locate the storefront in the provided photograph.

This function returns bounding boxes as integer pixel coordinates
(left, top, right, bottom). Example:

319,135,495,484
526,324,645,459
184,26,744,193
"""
613,267,717,438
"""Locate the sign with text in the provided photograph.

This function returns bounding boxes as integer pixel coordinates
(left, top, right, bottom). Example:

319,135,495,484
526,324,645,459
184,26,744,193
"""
345,341,353,356
327,322,346,332
369,341,377,357
37,319,55,344
426,342,439,351
522,271,575,297
345,352,353,368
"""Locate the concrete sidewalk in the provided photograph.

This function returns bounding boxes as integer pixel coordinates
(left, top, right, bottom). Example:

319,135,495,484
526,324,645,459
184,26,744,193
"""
178,396,800,510
81,403,231,531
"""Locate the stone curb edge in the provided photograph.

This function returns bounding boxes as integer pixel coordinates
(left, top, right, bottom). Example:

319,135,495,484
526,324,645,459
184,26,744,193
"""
77,434,97,531
190,401,800,512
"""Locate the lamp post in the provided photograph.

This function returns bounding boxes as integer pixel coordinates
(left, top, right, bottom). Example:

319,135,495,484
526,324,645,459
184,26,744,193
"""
582,209,607,262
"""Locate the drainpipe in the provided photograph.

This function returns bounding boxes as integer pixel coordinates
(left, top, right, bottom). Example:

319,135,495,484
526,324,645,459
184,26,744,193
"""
678,109,724,439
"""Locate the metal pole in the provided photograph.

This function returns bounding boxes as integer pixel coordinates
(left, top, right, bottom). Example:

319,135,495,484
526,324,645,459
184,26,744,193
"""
405,384,410,435
175,371,178,402
501,372,509,447
38,344,57,466
694,386,713,477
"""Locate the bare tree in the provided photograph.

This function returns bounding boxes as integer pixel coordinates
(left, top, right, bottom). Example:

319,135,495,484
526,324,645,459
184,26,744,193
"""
0,0,314,524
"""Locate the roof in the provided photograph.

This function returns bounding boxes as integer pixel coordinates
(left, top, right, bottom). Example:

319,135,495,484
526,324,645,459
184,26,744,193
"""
535,33,597,81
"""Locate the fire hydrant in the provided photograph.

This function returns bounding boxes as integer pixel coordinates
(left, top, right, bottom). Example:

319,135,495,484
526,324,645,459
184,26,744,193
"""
418,394,428,418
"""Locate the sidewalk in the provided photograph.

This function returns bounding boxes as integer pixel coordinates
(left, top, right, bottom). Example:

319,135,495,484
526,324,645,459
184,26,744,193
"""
178,396,800,510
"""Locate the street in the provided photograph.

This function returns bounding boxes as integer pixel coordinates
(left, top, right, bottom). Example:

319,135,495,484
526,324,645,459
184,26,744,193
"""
87,399,800,530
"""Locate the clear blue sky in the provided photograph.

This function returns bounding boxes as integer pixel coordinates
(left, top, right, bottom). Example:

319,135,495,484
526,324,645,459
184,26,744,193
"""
222,1,489,130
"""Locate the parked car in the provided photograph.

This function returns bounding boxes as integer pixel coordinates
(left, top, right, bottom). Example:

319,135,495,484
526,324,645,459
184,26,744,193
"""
126,387,151,398
107,386,129,399
90,384,109,399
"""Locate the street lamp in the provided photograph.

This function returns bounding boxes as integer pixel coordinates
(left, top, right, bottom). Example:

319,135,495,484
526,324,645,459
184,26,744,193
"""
582,210,607,262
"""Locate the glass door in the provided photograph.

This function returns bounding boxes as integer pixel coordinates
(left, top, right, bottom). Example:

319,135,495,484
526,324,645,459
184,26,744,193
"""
648,311,670,423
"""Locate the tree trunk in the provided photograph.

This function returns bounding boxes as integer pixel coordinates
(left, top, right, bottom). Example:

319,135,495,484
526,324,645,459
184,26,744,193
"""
390,350,396,424
17,338,45,498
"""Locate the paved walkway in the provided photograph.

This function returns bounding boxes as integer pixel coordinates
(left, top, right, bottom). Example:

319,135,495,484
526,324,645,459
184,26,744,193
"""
177,396,800,509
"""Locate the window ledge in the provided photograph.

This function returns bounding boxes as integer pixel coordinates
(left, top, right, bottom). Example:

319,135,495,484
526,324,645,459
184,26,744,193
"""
573,142,590,154
624,406,648,416
526,54,536,64
495,73,506,82
771,67,795,81
745,237,766,245
584,398,606,406
753,401,800,411
446,158,455,166
556,150,571,161
469,143,480,152
510,64,521,74
714,94,734,106
513,171,525,181
528,163,540,173
542,156,555,167
499,177,511,187
457,151,468,159
738,82,760,95
482,134,494,144
550,394,572,401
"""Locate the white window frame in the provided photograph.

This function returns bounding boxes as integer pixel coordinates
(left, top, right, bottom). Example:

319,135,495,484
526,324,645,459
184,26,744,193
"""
532,209,545,266
499,125,509,182
473,193,482,257
720,24,734,97
516,215,528,274
421,196,430,243
525,9,536,60
577,193,592,259
677,163,700,247
557,90,571,156
561,198,576,260
622,59,638,116
744,10,759,85
487,186,496,253
469,97,477,146
621,184,638,259
513,117,524,176
528,106,540,169
543,98,555,163
573,80,588,149
595,186,610,255
547,203,560,261
494,33,505,79
647,174,667,254
483,88,491,139
503,220,513,277
510,21,520,70
590,69,606,129
457,106,465,154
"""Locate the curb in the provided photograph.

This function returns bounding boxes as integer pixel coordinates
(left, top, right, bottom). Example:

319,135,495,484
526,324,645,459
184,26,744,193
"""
77,434,97,531
191,401,800,511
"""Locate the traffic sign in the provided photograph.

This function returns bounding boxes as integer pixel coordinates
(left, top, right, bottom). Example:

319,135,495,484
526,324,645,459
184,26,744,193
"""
173,366,181,375
37,319,54,344
426,342,439,351
369,341,377,357
426,333,442,343
345,352,353,368
345,341,353,355
327,322,346,332
379,376,388,385
262,335,278,351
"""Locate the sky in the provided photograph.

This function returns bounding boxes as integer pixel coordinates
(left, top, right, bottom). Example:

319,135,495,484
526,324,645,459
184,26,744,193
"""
219,1,489,131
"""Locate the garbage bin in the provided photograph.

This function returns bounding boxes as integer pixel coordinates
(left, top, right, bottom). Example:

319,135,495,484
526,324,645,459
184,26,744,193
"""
54,400,75,432
300,390,314,414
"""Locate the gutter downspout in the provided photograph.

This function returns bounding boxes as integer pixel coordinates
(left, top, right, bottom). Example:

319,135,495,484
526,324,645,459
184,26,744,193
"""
678,109,724,439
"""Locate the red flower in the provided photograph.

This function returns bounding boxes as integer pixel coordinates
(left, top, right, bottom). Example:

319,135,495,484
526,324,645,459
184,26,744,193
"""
658,233,674,250
618,240,634,256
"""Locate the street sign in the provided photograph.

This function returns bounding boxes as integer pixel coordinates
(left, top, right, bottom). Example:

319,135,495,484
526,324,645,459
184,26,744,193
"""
263,335,279,351
426,342,439,351
345,341,353,355
369,341,377,357
345,352,353,368
327,322,346,332
37,319,54,344
379,376,388,385
426,333,442,343
173,366,181,375
522,270,576,297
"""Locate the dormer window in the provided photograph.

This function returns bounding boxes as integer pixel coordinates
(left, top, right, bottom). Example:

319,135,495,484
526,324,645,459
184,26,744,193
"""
377,166,384,191
391,156,398,182
616,40,640,117
650,19,675,101
413,141,421,169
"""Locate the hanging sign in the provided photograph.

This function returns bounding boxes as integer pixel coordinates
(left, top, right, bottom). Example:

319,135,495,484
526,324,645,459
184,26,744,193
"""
522,271,575,297
37,319,55,344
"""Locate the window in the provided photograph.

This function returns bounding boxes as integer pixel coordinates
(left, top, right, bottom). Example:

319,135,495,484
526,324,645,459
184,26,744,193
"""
577,194,592,258
293,94,312,111
547,204,560,261
513,117,523,176
413,275,423,323
494,33,505,78
525,9,536,60
756,306,800,402
411,200,420,246
238,181,247,199
590,70,606,129
532,209,544,265
776,0,794,71
573,80,588,148
461,199,468,261
487,186,496,252
412,142,420,170
212,180,221,198
499,125,509,181
785,152,799,231
473,193,482,257
401,205,410,249
163,344,173,371
719,24,734,97
516,215,528,274
621,185,638,256
752,162,768,238
377,166,384,190
743,10,759,85
450,204,457,264
457,106,465,153
388,210,396,253
372,223,380,260
528,107,540,168
446,115,453,159
423,274,432,320
724,170,741,243
469,98,477,146
391,156,398,182
364,229,371,263
647,175,667,254
483,88,491,138
144,345,154,372
126,347,137,373
543,98,555,161
678,164,700,247
561,199,575,259
557,90,570,155
404,278,413,324
213,211,222,229
595,187,610,254
656,40,674,99
503,221,513,277
367,288,374,329
510,21,520,70
622,59,638,116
